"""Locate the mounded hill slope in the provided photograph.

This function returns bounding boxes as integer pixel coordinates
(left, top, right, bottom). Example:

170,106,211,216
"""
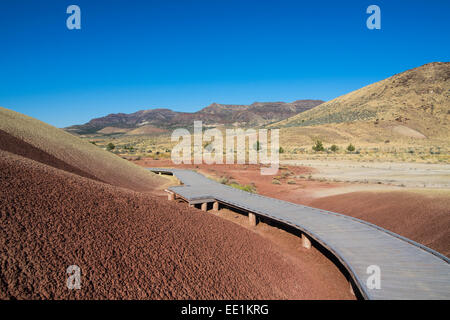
0,150,352,299
0,107,167,192
0,129,99,181
272,62,450,143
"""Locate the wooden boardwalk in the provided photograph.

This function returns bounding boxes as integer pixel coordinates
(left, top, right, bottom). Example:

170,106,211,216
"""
149,168,450,300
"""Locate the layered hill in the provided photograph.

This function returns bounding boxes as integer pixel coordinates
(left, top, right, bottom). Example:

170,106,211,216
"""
66,100,323,135
0,107,168,192
0,107,353,299
272,62,450,145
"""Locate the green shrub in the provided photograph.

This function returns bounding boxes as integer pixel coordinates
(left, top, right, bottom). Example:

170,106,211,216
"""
330,144,338,152
272,179,281,185
229,182,256,193
312,140,324,152
219,177,229,184
281,171,292,179
347,144,355,152
106,142,115,151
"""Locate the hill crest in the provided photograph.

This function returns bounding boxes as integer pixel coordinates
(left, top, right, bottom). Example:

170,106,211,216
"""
272,62,450,134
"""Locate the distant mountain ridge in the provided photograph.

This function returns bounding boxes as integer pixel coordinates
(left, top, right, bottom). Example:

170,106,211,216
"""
65,100,324,135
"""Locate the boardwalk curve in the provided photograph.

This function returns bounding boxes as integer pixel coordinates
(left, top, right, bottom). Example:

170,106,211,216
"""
149,168,450,300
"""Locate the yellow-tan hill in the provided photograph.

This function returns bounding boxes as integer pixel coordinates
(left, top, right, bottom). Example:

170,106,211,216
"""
271,62,450,144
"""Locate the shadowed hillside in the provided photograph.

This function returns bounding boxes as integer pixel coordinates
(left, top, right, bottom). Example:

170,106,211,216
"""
0,107,168,192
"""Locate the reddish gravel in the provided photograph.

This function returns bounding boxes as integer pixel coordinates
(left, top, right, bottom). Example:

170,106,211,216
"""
0,150,353,299
309,191,450,257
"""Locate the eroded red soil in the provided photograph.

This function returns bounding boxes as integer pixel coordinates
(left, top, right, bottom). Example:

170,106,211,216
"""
0,150,353,299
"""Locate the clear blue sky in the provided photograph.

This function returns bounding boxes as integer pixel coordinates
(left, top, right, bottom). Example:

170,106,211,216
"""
0,0,449,127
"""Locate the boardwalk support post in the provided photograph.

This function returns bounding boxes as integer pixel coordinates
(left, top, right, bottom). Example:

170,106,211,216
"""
201,203,207,211
302,234,311,249
249,212,257,227
213,201,219,211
